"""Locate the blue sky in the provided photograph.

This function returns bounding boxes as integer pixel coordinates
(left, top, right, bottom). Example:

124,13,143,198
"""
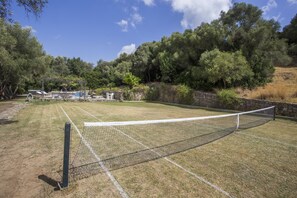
12,0,297,65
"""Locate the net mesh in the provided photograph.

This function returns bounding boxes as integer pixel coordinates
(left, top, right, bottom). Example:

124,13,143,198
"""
69,106,275,181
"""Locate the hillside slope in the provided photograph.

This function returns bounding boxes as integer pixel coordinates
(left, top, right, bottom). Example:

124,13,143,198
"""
238,67,297,104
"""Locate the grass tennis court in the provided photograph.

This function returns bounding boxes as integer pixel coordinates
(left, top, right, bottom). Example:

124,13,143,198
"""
0,101,296,197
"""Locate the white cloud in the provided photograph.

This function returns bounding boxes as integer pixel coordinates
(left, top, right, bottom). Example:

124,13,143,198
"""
23,25,37,33
166,0,232,29
118,44,136,57
142,0,155,6
132,6,138,12
117,7,143,31
117,19,129,32
262,0,277,15
287,0,297,4
131,12,143,27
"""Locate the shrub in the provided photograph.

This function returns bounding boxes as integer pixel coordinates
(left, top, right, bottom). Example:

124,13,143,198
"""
123,88,133,100
132,84,149,93
146,85,160,101
217,89,241,106
123,73,140,88
176,84,194,104
95,87,121,95
256,85,287,101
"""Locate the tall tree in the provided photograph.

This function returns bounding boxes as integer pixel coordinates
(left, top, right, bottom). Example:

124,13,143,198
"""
0,20,47,99
220,2,290,85
132,42,161,83
281,14,297,58
67,57,93,77
281,14,297,45
199,49,253,88
0,0,48,21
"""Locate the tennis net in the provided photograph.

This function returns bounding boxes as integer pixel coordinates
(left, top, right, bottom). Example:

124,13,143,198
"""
70,106,275,180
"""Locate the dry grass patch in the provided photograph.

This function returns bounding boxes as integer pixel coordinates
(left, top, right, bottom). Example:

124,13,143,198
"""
238,67,297,103
254,84,288,100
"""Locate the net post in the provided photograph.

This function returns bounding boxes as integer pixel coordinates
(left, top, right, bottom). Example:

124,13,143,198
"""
273,106,276,120
236,114,240,130
60,122,71,189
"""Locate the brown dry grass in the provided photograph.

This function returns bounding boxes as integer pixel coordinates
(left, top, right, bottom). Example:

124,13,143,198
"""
238,67,297,103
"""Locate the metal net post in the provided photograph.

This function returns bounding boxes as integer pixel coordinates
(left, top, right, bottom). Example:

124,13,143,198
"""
60,122,71,189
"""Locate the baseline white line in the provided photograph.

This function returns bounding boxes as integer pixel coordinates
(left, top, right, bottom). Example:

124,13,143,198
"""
236,132,297,149
77,106,233,198
59,105,129,198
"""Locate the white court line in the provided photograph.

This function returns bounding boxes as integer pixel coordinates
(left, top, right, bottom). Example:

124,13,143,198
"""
59,105,129,198
77,106,233,198
236,132,297,149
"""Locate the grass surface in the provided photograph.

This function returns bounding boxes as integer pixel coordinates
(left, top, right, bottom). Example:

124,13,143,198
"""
0,101,296,198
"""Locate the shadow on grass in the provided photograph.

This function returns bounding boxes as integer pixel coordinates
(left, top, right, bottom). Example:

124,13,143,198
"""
0,119,18,125
38,174,60,191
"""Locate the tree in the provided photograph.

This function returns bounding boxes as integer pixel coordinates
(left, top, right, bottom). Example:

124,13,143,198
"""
158,51,174,82
0,20,47,99
114,61,132,85
0,0,48,21
84,70,101,90
132,42,160,82
50,56,70,76
94,60,114,86
220,2,290,85
281,14,297,45
199,49,253,88
67,57,93,77
281,14,297,57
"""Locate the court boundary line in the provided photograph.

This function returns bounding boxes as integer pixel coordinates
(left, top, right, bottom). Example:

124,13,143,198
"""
76,106,233,198
236,132,297,149
59,105,129,198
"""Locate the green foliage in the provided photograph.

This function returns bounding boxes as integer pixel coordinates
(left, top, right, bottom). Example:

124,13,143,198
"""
123,88,133,101
123,72,140,88
2,2,294,98
0,20,47,99
132,84,149,93
199,49,253,88
125,2,290,89
114,61,132,85
176,84,194,104
145,85,160,101
132,42,160,82
39,55,92,92
281,14,297,58
84,70,101,90
67,57,93,77
281,14,297,45
158,51,174,82
220,3,290,85
145,83,194,104
217,89,241,106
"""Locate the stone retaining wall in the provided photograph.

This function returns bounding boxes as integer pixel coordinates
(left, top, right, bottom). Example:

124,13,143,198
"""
192,91,297,118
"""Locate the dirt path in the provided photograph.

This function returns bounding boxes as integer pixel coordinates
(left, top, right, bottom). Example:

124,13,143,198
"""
0,102,27,122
